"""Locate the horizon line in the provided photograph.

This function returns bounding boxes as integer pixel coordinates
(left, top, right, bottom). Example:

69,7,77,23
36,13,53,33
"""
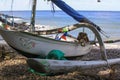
1,10,120,12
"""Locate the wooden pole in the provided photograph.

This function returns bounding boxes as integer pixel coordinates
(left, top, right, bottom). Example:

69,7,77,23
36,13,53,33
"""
30,0,37,32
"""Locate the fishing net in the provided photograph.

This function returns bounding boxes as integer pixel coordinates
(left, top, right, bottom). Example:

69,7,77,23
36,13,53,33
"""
46,50,66,60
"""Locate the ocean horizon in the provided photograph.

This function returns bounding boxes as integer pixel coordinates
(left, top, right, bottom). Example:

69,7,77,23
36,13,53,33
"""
0,10,120,40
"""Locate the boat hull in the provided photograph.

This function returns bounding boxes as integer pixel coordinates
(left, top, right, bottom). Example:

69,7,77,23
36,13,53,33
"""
0,28,91,57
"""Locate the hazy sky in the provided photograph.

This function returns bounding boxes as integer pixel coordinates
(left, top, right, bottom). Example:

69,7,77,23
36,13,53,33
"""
0,0,120,11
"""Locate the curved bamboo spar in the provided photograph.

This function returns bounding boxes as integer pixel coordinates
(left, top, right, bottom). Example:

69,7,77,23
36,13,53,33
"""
73,23,107,60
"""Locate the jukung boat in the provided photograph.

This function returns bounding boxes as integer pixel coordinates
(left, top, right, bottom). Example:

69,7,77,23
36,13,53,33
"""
0,14,92,58
0,0,120,75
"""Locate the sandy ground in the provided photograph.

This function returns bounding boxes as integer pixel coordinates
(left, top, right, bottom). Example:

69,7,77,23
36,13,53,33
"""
0,42,120,80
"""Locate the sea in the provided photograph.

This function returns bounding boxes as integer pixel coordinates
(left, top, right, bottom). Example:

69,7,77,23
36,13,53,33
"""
1,10,120,40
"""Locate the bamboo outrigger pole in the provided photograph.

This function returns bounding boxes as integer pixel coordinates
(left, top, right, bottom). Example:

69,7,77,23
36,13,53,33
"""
30,0,37,32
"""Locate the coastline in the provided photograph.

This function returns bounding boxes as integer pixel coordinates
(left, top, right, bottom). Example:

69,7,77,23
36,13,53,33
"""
0,40,120,80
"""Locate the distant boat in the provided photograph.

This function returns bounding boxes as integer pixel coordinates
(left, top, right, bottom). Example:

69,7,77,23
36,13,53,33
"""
0,14,57,31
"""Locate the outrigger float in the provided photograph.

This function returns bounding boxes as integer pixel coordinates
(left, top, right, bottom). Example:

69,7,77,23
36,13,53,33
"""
0,0,120,75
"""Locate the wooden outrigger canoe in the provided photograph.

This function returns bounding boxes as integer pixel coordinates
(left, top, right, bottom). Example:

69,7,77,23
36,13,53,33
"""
0,23,102,58
0,0,119,75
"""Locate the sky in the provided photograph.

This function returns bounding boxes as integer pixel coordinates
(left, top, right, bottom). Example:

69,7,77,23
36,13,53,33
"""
0,0,120,11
